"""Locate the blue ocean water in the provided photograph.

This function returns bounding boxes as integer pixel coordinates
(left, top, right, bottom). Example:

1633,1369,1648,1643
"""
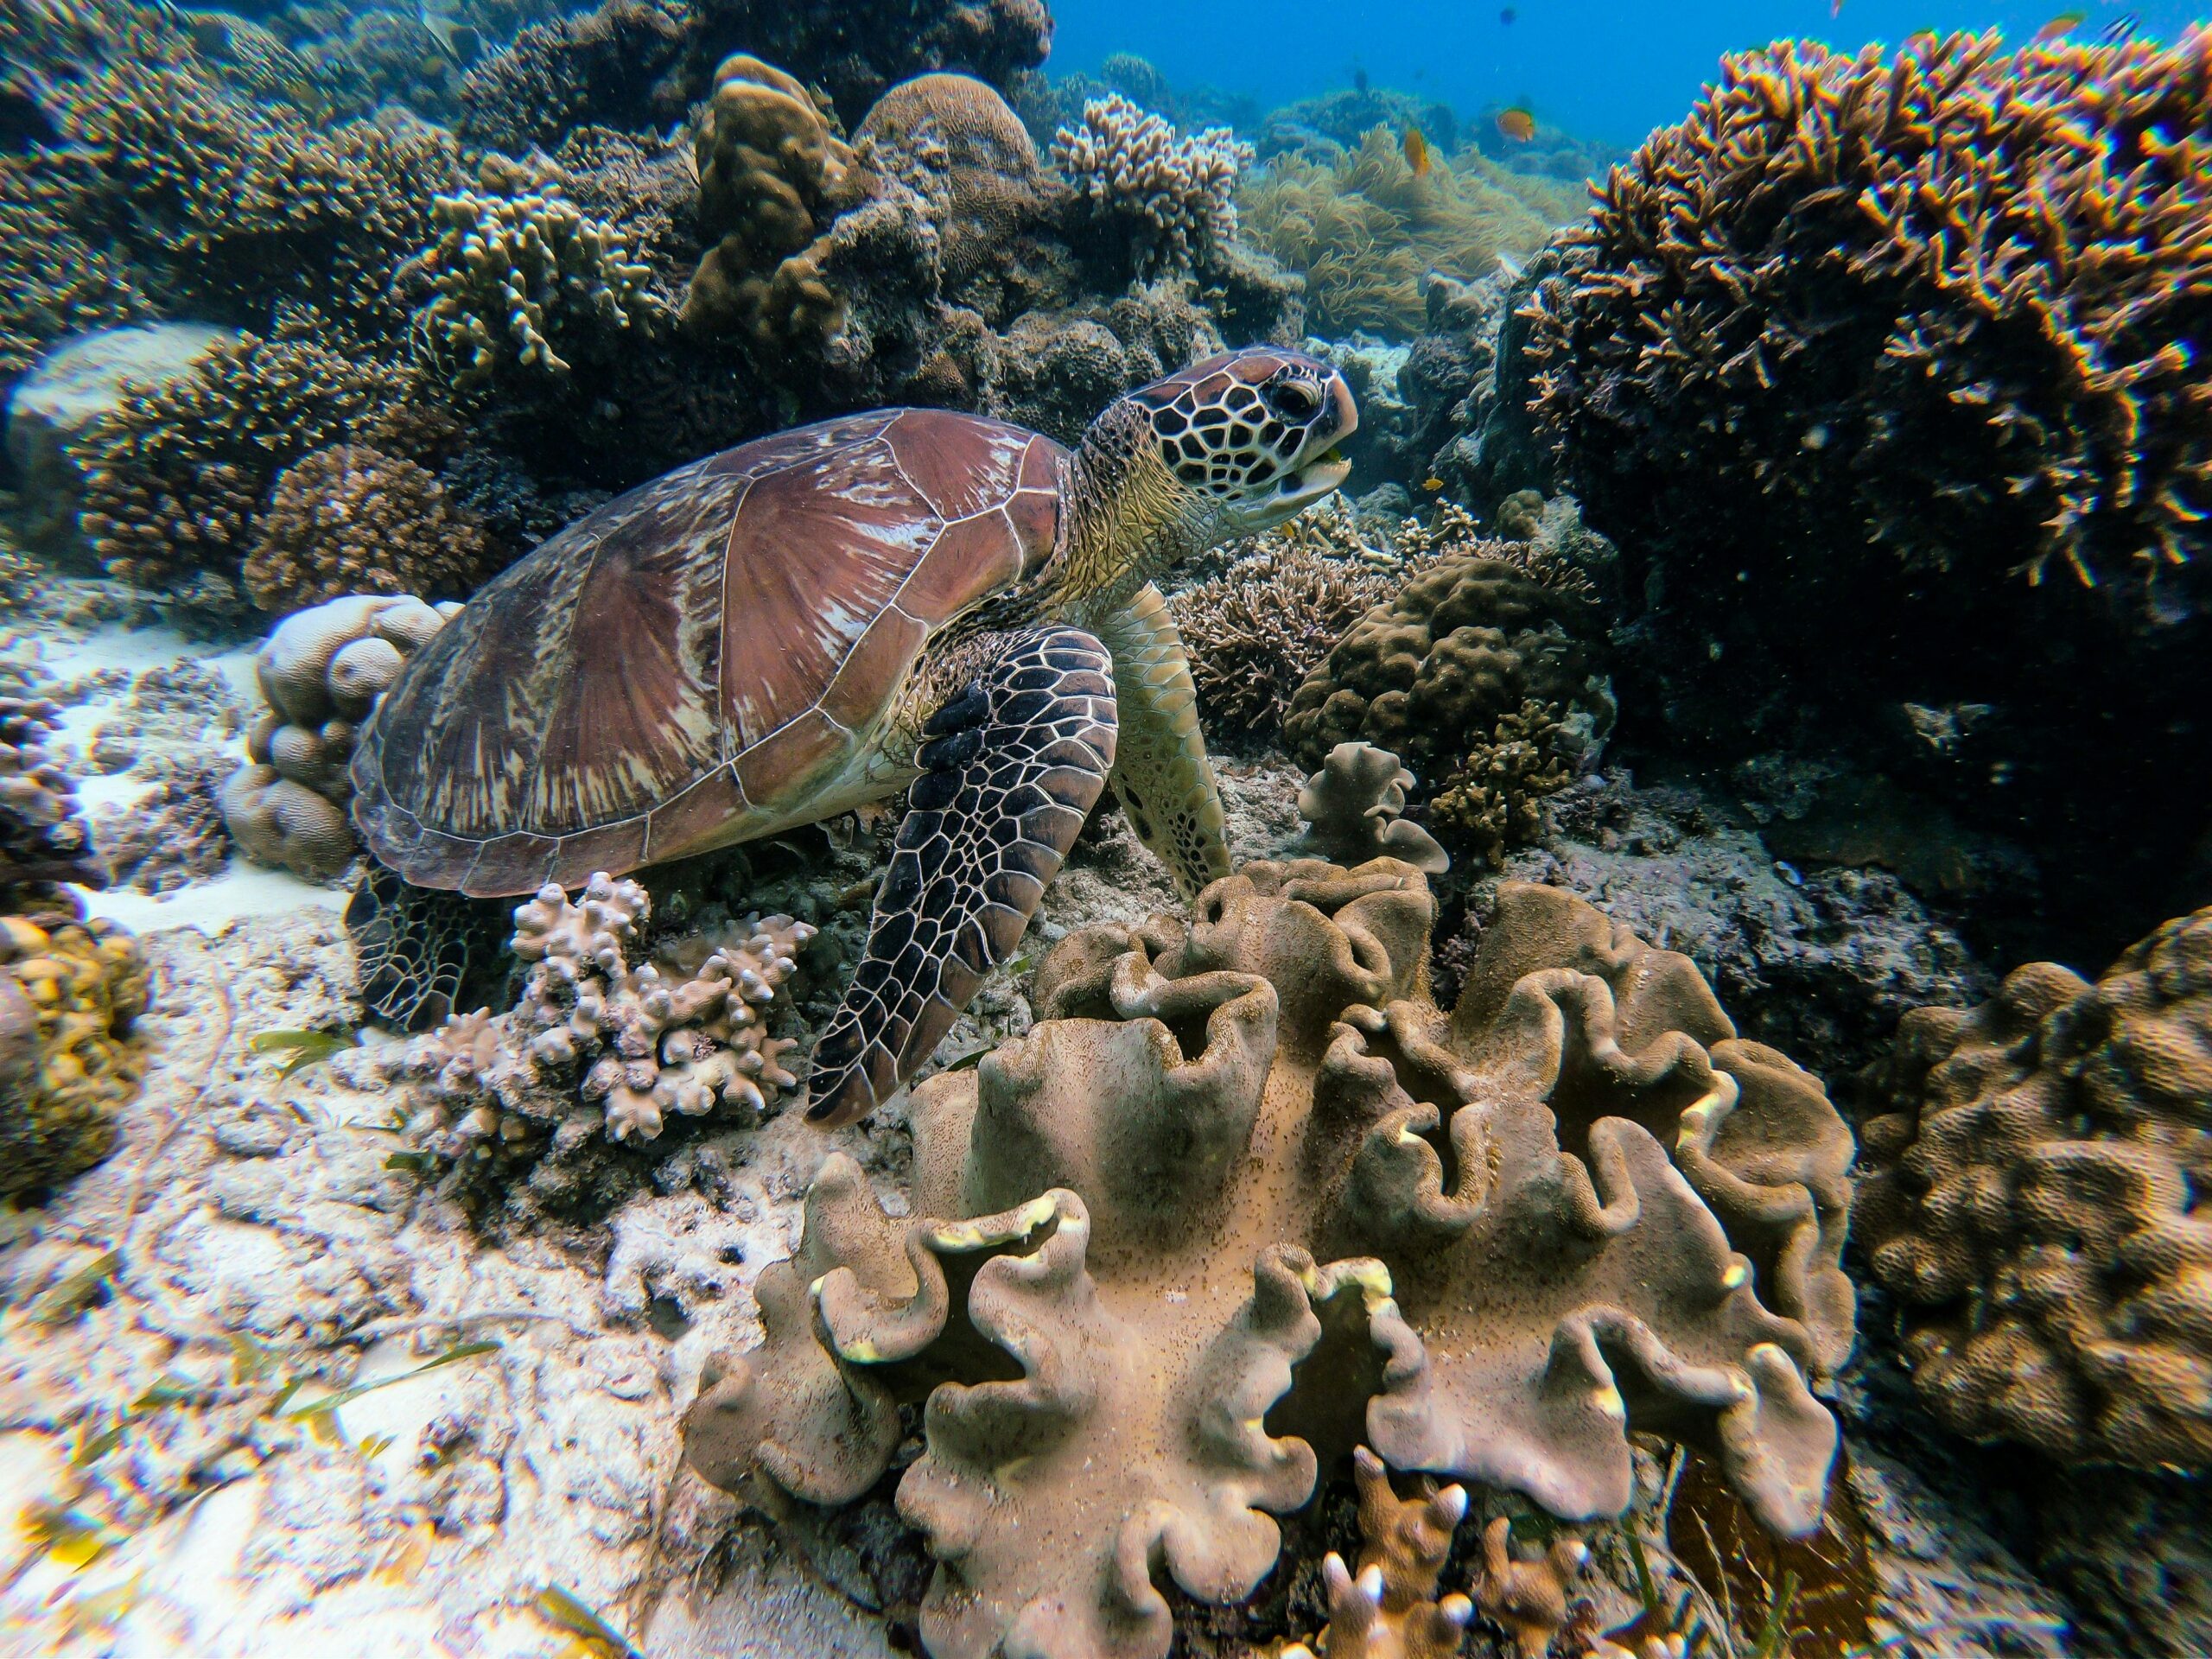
1052,0,2208,149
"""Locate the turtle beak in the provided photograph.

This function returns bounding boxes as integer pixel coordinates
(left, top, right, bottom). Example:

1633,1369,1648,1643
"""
1273,378,1360,512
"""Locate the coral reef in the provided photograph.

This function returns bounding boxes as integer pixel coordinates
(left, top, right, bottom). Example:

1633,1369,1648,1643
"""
1242,130,1580,338
1859,902,2212,1467
1280,1447,1476,1659
0,697,106,892
0,887,149,1198
407,172,668,390
1167,499,1415,740
398,873,813,1167
1287,741,1449,875
1283,528,1613,865
686,855,1854,1658
455,0,697,156
1052,93,1255,276
241,443,493,613
1516,32,2212,959
221,594,457,881
89,757,232,896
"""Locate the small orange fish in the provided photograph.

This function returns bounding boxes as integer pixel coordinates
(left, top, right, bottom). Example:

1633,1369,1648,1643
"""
1495,106,1536,143
1402,125,1432,176
2034,10,2087,40
1422,476,1446,492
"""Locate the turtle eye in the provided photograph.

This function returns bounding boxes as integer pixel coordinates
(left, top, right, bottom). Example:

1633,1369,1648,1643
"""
1264,378,1320,420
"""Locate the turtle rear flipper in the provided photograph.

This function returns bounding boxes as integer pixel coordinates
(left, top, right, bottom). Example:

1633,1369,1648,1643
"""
805,626,1119,1128
347,866,505,1030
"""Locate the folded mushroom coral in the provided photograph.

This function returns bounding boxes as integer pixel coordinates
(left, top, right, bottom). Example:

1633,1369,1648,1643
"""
685,846,1855,1659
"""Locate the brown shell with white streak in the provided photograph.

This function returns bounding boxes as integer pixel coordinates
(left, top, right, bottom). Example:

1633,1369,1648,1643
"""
351,410,1066,897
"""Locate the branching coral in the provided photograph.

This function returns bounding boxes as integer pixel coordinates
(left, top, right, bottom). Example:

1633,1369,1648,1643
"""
67,332,409,593
1283,536,1611,864
221,594,457,881
1525,31,2212,607
0,699,106,893
686,854,1854,1659
241,443,493,613
1281,1447,1476,1659
0,889,149,1198
1859,903,2212,1467
456,0,696,156
407,172,667,390
1242,129,1580,337
1169,499,1415,739
400,873,813,1162
1052,92,1254,276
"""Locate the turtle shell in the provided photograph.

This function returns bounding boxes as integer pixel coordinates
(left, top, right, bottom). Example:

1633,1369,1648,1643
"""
352,410,1065,897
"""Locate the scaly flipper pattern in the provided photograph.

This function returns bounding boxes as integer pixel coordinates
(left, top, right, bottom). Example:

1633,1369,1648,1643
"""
806,626,1118,1127
1098,582,1231,899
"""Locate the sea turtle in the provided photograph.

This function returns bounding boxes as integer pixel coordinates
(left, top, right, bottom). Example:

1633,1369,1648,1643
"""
349,347,1357,1127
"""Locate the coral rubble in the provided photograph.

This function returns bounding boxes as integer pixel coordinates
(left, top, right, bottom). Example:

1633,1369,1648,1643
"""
398,872,813,1170
221,594,457,881
1859,902,2212,1467
686,851,1854,1658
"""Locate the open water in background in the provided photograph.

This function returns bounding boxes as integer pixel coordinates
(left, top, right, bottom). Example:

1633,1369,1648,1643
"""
1051,0,2208,150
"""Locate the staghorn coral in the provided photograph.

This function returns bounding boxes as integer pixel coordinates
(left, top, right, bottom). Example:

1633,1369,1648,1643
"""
1280,1446,1476,1659
1858,903,2212,1467
1242,129,1581,338
241,443,493,613
399,873,813,1162
67,332,409,594
0,698,106,893
1289,742,1450,875
1052,93,1255,276
681,54,867,352
1169,499,1415,740
221,594,457,881
407,172,667,391
686,859,1855,1659
0,889,149,1198
1284,537,1612,864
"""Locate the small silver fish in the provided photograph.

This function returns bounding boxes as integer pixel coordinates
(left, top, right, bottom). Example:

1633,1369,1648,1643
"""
2100,14,2139,43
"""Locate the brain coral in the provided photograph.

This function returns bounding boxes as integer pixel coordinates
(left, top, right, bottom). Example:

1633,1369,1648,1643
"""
221,594,457,881
1052,92,1255,276
1859,902,2212,1467
0,891,149,1199
241,443,492,614
687,857,1855,1659
1283,537,1613,865
855,72,1058,289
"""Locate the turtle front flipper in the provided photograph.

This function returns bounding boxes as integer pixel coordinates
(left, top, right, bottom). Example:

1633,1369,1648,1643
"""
1097,582,1231,900
347,865,505,1030
806,626,1119,1128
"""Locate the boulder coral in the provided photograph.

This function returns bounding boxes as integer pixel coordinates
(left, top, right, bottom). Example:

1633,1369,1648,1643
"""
1859,902,2212,1467
686,857,1855,1659
220,594,457,881
398,871,813,1166
0,889,149,1199
241,443,493,613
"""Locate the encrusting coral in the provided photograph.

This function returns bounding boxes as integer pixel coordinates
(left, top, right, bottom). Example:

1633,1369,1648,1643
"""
1241,128,1580,337
1859,902,2212,1468
686,841,1855,1659
241,443,493,613
1288,741,1450,875
406,167,667,390
1279,1447,1476,1659
398,873,814,1166
1052,92,1255,276
1283,523,1613,865
220,594,458,881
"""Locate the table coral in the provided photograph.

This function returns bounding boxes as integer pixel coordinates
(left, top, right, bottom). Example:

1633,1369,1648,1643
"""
399,872,813,1166
0,889,149,1198
1283,531,1613,866
1859,902,2212,1467
241,443,493,613
1242,127,1581,337
221,594,457,881
407,174,667,391
1052,92,1255,276
686,850,1854,1659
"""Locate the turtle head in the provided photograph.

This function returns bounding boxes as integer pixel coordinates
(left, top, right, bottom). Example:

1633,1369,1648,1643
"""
1129,347,1358,536
1061,347,1357,600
